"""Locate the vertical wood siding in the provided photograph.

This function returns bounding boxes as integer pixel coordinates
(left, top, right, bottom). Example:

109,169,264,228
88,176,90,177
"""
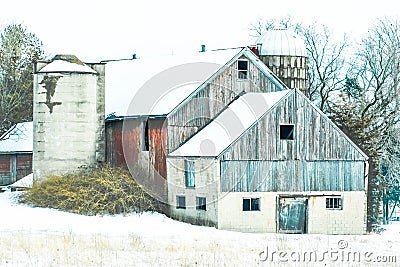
167,56,285,152
220,160,365,192
219,91,366,161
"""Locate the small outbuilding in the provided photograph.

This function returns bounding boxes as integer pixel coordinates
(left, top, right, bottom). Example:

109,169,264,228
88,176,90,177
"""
0,122,33,185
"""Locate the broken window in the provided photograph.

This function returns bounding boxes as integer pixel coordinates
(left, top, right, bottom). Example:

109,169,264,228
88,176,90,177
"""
326,197,342,209
141,120,149,151
176,195,186,209
243,198,260,211
237,59,249,79
196,197,207,211
185,160,195,188
280,124,294,140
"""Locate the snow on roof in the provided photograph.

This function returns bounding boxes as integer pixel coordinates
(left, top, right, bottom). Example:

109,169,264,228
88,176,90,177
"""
0,121,33,153
38,60,97,74
256,29,307,57
169,90,291,157
105,48,243,117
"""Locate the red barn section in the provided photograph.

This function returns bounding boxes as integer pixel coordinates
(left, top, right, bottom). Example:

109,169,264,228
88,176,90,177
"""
105,116,168,201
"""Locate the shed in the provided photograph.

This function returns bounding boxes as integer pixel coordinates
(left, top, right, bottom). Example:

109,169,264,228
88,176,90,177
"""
0,122,33,185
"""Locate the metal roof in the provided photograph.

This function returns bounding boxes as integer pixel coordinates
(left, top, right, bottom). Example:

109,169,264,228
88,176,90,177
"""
0,122,33,153
105,48,245,117
256,29,307,57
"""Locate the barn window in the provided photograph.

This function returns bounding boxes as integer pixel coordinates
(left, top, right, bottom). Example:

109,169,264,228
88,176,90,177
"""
243,198,260,211
176,195,186,209
196,197,207,211
141,120,149,151
237,59,249,79
326,197,342,210
280,124,294,140
185,160,195,188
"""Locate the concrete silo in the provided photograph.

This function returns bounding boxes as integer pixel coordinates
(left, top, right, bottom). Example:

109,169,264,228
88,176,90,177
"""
33,55,105,180
256,29,308,94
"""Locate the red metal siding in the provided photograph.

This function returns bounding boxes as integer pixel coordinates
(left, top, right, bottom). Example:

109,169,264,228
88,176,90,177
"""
105,118,168,202
105,118,167,179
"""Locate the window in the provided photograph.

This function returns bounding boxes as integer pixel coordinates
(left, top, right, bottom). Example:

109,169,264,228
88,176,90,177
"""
185,160,195,188
280,124,294,140
176,195,186,209
196,197,207,211
326,197,342,210
237,60,248,79
243,198,260,211
141,120,149,151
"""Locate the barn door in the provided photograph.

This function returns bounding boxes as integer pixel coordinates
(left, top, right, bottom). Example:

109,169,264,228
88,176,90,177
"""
278,197,308,234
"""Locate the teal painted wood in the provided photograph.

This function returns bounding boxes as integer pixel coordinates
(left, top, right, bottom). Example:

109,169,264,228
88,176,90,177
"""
220,160,365,192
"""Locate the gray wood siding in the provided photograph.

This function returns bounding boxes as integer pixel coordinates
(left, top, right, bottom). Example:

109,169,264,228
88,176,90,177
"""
219,90,366,161
220,160,365,192
167,56,284,152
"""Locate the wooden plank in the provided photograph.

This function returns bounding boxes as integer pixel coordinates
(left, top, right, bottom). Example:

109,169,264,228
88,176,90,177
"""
220,160,365,192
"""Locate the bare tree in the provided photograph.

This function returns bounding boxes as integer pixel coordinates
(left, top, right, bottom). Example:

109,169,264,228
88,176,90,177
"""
332,18,400,230
0,24,45,135
297,23,349,112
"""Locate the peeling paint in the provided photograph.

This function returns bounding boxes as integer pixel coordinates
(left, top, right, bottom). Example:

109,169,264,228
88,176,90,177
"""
39,75,62,113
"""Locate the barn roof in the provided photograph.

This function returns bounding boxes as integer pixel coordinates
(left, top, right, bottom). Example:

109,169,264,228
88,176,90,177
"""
169,90,291,157
105,47,285,117
105,48,241,117
0,122,33,153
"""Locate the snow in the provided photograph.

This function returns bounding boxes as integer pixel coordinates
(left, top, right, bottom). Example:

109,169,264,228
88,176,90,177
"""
9,173,33,188
170,90,291,157
0,192,399,266
0,121,32,153
38,60,97,74
105,48,242,117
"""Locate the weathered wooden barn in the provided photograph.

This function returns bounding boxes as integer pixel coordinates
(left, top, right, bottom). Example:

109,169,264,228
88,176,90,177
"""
0,122,33,185
32,29,368,234
103,36,368,234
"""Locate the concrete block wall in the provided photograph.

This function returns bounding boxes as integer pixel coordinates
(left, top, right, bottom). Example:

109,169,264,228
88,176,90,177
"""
307,191,367,234
167,158,219,226
217,191,367,234
33,58,105,180
218,192,277,233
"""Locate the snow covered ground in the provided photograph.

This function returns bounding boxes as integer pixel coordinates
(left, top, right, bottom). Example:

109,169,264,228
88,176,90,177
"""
0,192,399,267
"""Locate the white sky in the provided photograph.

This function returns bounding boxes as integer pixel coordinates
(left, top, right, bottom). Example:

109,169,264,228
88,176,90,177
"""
1,0,399,62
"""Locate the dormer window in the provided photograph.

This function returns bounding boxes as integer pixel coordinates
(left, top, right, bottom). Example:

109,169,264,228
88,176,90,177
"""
237,59,249,79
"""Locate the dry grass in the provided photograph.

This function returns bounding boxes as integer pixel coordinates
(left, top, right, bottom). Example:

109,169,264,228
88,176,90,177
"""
19,165,163,215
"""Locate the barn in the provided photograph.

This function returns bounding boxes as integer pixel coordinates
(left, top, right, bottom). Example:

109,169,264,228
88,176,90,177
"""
32,29,368,234
0,122,33,185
